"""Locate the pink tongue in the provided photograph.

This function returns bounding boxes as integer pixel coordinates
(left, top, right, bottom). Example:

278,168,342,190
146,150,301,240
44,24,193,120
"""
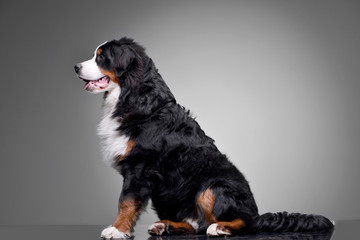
84,81,91,90
95,78,109,87
83,78,109,90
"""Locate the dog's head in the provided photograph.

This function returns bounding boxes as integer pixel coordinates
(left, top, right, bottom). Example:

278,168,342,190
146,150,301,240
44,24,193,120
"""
74,38,145,93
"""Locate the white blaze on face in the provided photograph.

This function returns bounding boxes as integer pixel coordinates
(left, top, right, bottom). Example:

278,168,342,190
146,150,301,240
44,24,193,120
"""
78,41,107,80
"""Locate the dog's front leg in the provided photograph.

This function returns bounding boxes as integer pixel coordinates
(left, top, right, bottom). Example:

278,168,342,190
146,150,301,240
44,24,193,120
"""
101,194,148,239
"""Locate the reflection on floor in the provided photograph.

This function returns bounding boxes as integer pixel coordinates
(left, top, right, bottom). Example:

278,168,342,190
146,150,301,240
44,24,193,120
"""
1,220,359,240
146,229,334,240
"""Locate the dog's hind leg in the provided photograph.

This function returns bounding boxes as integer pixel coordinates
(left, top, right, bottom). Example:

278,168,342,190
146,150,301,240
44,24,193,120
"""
196,186,257,235
206,219,245,236
148,220,196,236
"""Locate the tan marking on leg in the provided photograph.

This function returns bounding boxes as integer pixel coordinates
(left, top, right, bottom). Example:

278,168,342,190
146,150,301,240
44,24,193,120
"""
112,198,141,233
217,219,245,233
156,220,195,235
158,220,195,232
116,139,135,162
196,188,217,223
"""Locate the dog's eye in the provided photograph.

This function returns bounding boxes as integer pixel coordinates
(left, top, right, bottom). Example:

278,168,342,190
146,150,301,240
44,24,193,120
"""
97,54,105,61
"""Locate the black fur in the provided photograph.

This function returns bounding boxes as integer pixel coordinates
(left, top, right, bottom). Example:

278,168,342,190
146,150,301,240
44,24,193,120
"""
88,37,334,235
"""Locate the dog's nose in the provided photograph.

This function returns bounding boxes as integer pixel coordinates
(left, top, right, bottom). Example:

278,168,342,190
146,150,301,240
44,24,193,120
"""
74,64,82,74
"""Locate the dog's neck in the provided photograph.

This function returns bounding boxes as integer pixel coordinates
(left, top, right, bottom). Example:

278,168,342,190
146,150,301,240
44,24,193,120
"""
102,82,121,116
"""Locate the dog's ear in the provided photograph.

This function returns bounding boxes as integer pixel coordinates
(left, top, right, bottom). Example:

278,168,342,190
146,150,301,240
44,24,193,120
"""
111,44,143,88
112,45,136,76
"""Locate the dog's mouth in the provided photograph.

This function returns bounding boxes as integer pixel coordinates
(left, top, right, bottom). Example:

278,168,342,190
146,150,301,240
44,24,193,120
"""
81,76,110,91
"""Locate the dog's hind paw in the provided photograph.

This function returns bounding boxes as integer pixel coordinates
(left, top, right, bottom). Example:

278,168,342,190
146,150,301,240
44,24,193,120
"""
206,223,231,236
148,222,166,236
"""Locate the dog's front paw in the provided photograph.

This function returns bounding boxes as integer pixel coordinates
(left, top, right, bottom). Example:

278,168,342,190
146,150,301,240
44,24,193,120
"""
148,222,166,236
101,225,131,239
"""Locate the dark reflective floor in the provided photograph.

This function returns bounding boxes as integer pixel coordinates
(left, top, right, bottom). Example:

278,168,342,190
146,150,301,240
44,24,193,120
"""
147,229,334,240
0,220,358,240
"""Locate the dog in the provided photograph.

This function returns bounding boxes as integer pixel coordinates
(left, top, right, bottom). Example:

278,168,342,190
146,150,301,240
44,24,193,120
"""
74,37,334,239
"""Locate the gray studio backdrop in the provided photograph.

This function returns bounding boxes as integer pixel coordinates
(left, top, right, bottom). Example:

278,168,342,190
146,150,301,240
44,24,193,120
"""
1,0,359,227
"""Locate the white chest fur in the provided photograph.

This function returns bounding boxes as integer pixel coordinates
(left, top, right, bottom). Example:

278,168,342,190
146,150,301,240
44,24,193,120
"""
97,85,129,165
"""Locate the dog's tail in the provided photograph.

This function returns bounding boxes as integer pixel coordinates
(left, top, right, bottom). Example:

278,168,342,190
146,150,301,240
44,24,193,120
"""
254,212,334,233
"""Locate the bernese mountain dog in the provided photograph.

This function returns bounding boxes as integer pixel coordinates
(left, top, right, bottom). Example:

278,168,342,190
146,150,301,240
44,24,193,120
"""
74,37,334,239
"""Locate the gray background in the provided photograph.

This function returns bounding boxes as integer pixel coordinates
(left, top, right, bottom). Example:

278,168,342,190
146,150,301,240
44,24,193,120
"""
1,0,359,227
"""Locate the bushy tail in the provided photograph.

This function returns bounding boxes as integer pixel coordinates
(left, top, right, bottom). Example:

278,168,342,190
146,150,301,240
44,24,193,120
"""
254,212,334,233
